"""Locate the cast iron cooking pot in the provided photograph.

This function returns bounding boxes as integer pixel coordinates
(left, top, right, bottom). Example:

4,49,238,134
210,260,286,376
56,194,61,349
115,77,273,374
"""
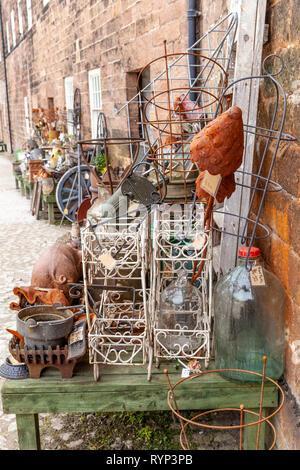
16,303,76,348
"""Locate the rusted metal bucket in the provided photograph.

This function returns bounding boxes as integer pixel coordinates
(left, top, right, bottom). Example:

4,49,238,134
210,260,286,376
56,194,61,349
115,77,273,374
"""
16,304,76,348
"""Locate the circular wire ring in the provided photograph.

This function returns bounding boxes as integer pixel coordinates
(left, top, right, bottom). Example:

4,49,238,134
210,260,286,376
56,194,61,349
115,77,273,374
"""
137,52,228,103
179,407,277,450
262,54,284,77
166,367,285,431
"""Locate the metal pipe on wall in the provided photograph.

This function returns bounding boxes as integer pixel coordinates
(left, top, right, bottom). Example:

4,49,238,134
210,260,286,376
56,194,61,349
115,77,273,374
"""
0,3,13,153
187,0,199,101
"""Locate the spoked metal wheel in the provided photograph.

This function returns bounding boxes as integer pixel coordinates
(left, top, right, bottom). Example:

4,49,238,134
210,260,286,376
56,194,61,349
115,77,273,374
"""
56,165,91,222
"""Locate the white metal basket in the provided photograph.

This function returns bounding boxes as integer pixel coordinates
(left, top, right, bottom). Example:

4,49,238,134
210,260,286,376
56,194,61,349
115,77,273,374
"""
151,203,213,368
81,213,151,381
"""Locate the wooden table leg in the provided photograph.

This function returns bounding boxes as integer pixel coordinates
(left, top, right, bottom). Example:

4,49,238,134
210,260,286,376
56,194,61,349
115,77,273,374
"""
20,180,25,197
48,202,55,224
16,414,41,450
242,408,266,450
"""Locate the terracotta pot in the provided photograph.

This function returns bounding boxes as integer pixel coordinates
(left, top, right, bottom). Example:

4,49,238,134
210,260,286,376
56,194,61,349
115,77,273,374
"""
90,166,101,202
48,130,60,142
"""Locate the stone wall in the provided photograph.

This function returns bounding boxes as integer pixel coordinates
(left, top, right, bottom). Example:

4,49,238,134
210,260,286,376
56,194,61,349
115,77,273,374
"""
204,0,300,450
0,0,189,158
254,0,300,450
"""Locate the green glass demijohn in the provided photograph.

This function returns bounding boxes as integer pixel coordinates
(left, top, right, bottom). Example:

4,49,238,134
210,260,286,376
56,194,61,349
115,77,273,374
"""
213,247,286,382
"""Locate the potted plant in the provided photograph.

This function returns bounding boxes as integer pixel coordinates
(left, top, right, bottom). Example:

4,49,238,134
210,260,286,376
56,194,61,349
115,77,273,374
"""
89,152,110,202
93,152,108,176
32,107,63,143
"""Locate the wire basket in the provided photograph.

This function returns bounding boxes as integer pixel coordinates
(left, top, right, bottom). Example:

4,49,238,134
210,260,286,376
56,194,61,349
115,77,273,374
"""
212,54,296,270
165,357,285,450
137,45,229,203
151,202,213,368
81,212,151,381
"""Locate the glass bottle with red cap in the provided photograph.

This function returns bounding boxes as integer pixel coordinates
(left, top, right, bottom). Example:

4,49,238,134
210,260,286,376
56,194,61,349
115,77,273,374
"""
213,246,286,382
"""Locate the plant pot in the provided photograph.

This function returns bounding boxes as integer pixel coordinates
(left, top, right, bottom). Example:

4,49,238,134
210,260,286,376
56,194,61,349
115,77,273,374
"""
16,304,75,348
48,130,60,142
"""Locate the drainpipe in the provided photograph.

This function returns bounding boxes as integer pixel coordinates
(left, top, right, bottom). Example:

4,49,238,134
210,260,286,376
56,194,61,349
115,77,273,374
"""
187,0,201,101
0,3,13,153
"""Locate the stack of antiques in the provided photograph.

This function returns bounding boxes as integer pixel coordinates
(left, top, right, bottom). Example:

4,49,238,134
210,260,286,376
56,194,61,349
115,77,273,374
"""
2,53,290,386
1,12,295,450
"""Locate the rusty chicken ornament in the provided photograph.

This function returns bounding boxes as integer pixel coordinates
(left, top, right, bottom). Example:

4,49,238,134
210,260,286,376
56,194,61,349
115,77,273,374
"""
189,106,244,283
191,105,244,177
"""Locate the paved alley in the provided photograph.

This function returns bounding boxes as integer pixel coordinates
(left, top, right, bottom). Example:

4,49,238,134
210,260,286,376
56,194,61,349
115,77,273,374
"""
0,154,68,449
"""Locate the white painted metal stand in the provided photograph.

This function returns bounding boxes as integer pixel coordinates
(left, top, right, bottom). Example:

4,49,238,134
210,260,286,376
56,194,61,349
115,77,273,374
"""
151,203,213,374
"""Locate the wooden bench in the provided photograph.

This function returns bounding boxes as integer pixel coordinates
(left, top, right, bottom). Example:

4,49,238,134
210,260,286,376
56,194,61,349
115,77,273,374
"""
23,180,33,200
14,175,33,199
0,141,7,152
1,361,278,450
41,193,57,224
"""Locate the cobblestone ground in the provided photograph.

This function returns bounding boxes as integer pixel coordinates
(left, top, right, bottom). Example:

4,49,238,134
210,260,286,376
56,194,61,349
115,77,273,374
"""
0,154,68,449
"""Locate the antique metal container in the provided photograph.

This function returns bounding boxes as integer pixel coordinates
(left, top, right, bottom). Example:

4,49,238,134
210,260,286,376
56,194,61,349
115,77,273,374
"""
16,304,75,348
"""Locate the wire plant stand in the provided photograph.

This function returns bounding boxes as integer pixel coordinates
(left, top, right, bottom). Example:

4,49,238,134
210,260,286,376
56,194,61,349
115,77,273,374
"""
79,13,238,378
165,356,285,450
212,54,296,270
151,202,213,371
81,210,151,381
115,12,238,174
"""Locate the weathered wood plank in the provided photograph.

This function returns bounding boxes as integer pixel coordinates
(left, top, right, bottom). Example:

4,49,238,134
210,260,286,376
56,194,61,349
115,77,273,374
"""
2,387,277,415
1,362,277,393
16,414,41,450
220,0,267,274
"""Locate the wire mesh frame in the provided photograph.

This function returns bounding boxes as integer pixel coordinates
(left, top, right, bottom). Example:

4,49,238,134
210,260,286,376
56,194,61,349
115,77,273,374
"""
164,356,285,450
81,213,152,379
151,203,213,367
115,12,238,164
78,137,145,197
212,54,296,270
136,48,229,203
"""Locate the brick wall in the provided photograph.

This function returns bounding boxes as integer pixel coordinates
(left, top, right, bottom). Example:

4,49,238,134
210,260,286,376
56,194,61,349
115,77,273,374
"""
201,0,300,450
0,0,190,159
254,0,300,449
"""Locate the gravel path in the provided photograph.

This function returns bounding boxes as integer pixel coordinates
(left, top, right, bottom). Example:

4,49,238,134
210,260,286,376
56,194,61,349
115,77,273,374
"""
0,154,68,449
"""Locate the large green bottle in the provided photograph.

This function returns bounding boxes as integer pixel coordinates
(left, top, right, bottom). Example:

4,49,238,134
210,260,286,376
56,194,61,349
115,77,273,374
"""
213,247,286,382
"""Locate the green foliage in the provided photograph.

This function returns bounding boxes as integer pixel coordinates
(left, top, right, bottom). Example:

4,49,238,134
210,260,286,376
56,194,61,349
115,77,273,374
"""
138,425,153,442
93,152,108,175
128,411,145,425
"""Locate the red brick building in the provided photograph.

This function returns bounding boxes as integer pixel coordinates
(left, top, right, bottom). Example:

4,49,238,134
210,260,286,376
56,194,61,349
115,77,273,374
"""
0,0,193,154
0,0,299,449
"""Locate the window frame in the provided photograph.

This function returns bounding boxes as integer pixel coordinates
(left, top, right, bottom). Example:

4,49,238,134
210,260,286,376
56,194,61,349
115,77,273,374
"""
88,68,102,139
64,76,74,135
26,0,32,30
18,0,23,37
24,96,30,136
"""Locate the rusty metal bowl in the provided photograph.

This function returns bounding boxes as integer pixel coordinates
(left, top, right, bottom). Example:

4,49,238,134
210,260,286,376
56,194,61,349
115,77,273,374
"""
16,304,75,348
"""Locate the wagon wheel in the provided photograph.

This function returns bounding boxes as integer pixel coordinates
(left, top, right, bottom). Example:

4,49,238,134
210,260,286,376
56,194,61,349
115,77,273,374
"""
96,112,108,139
56,165,92,222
